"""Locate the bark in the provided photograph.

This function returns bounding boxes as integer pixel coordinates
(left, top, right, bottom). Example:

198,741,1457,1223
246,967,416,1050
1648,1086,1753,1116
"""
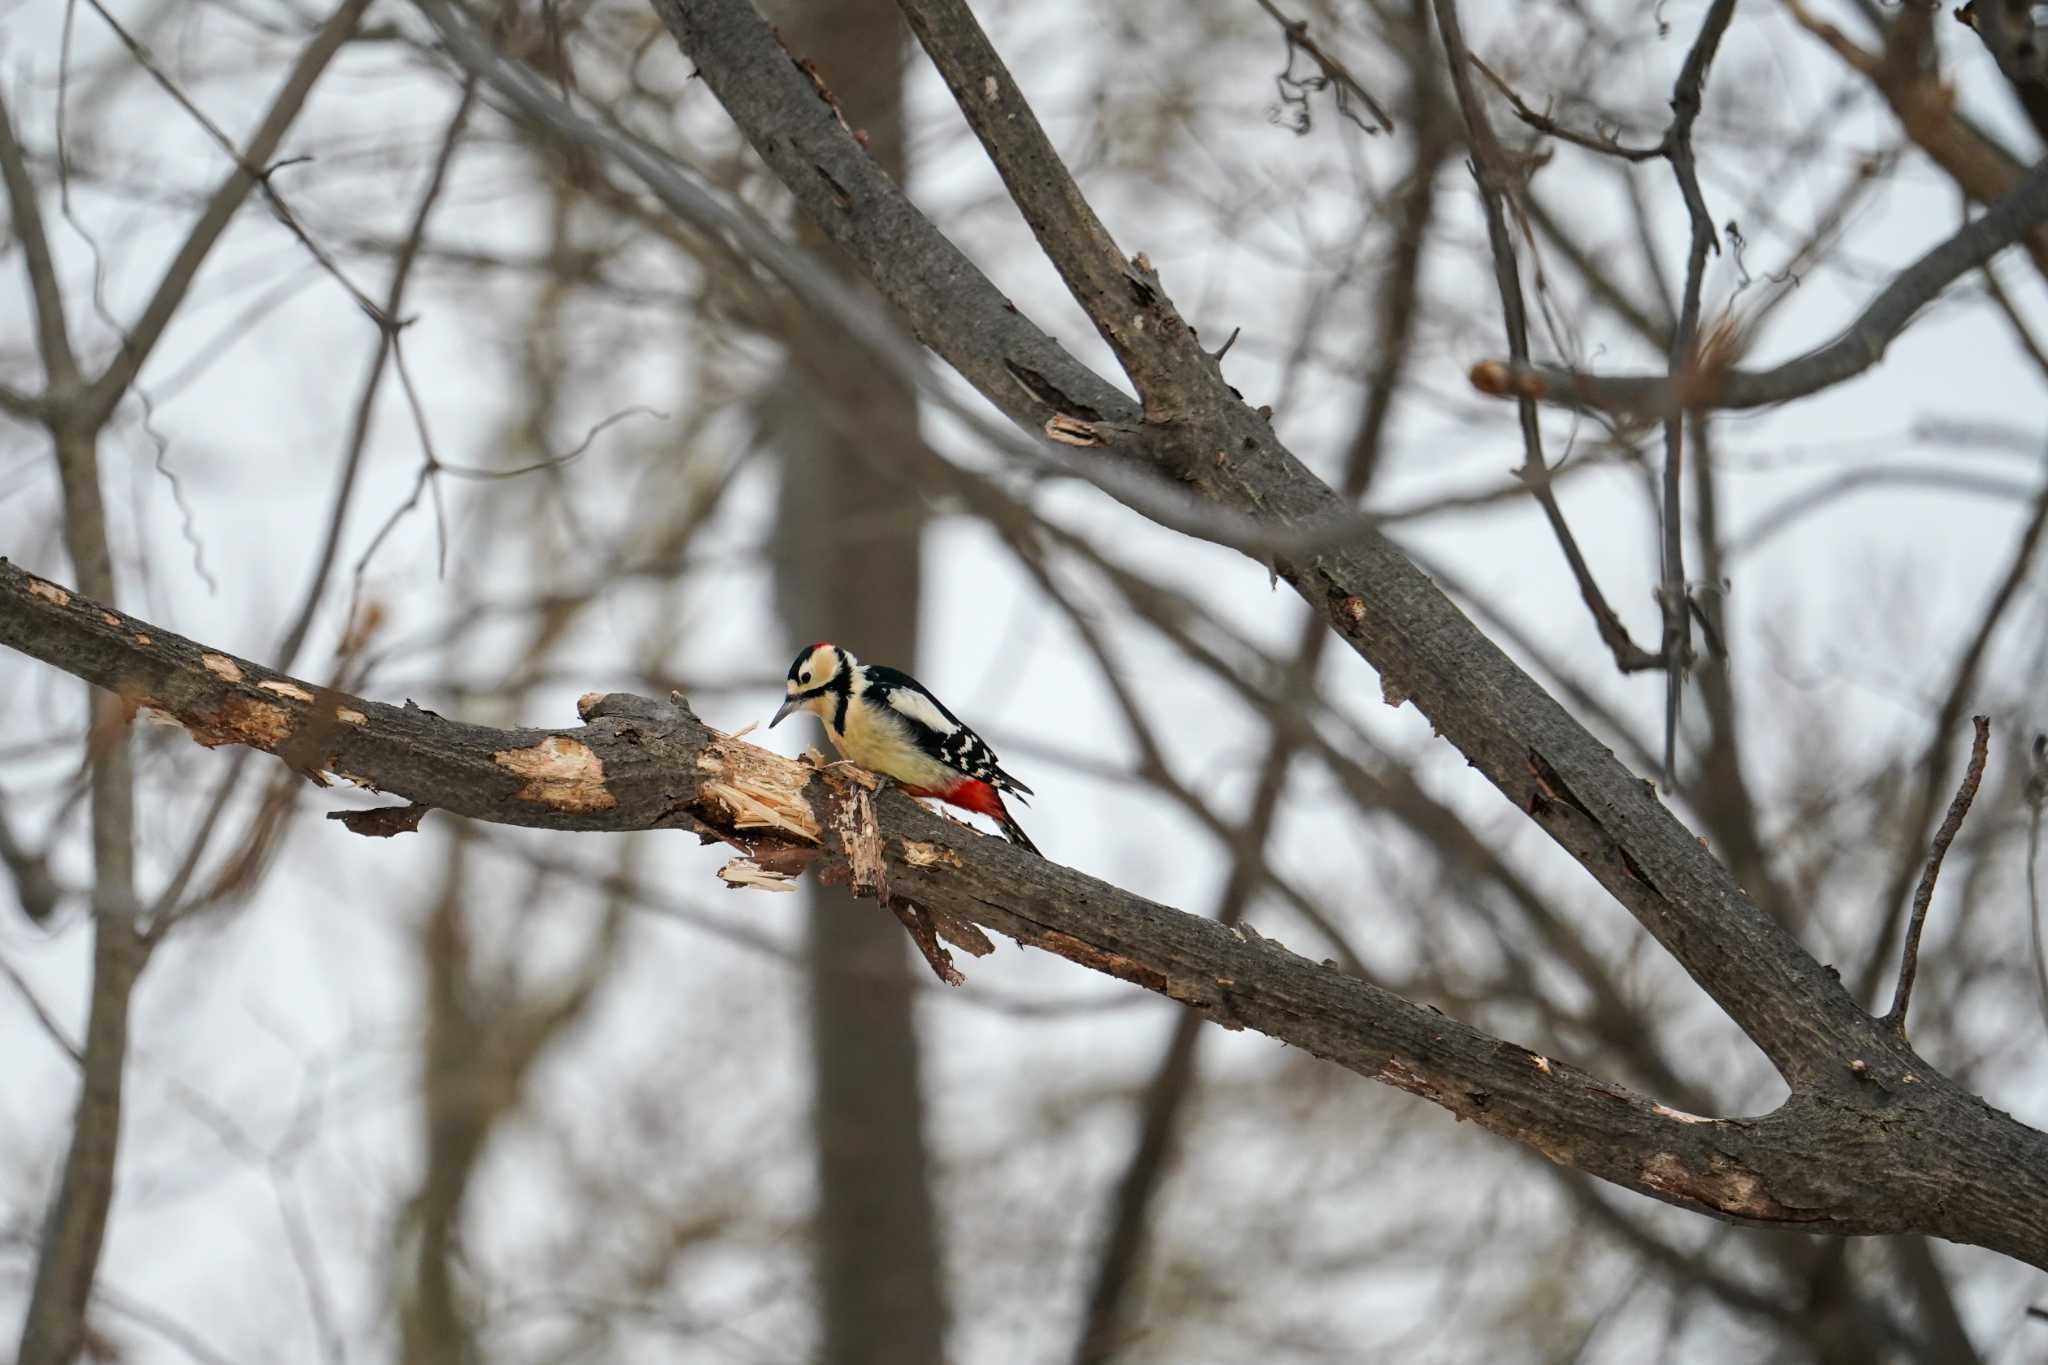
6,558,2048,1268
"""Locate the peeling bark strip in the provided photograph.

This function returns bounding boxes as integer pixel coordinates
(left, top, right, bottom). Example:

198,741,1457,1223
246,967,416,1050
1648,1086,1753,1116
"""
6,559,2048,1266
327,803,431,838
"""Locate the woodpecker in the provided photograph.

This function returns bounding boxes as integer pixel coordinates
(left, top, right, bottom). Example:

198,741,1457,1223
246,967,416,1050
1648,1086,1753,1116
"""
770,643,1040,855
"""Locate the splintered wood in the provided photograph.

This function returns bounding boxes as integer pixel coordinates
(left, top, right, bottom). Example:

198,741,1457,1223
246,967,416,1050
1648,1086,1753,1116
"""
717,857,798,892
696,733,820,842
832,784,888,902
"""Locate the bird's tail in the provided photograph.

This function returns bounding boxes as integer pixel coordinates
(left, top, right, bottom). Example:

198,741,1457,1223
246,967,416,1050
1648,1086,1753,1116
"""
995,800,1041,857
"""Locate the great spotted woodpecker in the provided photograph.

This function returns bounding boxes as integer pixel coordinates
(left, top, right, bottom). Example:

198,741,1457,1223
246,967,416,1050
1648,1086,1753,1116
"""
770,643,1040,855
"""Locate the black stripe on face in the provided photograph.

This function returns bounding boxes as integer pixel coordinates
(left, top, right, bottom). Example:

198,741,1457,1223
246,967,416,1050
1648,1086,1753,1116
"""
830,660,857,734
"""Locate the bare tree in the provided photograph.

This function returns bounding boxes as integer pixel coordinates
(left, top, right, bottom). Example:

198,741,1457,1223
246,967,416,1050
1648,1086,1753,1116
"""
8,0,2048,1361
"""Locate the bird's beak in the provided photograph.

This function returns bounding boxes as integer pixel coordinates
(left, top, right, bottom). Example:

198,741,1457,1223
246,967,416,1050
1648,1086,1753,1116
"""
770,696,800,729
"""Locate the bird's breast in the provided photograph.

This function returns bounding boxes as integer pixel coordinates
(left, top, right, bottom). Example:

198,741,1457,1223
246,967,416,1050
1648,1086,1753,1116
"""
832,703,958,789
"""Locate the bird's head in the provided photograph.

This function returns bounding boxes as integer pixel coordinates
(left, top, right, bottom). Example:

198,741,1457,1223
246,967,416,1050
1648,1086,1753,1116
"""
771,642,852,728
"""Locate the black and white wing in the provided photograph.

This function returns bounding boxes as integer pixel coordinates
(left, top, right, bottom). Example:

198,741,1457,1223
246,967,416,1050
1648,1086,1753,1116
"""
861,664,1034,799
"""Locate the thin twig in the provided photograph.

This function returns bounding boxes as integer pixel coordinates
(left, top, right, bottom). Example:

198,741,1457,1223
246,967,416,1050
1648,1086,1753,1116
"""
1979,251,2048,380
79,0,376,430
1469,54,1662,160
1728,465,2032,558
89,1283,253,1365
1886,715,1990,1032
1788,0,2048,285
80,0,387,323
1433,0,1663,674
1656,0,1737,787
1859,464,2048,1005
272,75,477,674
0,954,85,1063
1253,0,1396,134
1523,189,1671,343
1339,15,1455,500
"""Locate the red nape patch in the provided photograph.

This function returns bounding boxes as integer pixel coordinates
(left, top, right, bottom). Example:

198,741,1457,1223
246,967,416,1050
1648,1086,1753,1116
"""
905,778,1005,819
808,641,833,653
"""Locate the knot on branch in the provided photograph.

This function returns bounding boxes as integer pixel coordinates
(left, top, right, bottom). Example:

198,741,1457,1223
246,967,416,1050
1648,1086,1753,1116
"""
576,689,698,728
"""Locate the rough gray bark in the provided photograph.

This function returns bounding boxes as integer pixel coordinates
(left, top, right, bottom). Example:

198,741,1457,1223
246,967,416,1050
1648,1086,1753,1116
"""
7,557,2048,1269
758,0,949,1355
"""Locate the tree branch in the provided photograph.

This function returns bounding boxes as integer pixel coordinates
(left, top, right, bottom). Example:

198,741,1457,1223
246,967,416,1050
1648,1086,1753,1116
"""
0,84,81,394
1469,55,1663,160
9,42,147,1361
1252,0,1396,135
1885,715,1990,1032
1471,151,2048,417
1858,467,2048,1006
1653,0,1737,787
892,0,1228,421
1787,0,2048,282
7,559,2048,1267
1432,0,1666,680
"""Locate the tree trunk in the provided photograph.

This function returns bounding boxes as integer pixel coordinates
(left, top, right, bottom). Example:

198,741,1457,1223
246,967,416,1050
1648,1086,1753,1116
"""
760,1,948,1359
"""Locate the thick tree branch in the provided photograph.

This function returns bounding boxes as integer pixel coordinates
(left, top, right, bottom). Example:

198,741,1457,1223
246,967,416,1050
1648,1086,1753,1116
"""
894,0,1225,420
1471,151,2048,417
6,558,2048,1266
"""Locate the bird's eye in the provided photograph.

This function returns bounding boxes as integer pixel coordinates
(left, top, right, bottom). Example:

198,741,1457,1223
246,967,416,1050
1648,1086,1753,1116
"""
801,671,812,684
